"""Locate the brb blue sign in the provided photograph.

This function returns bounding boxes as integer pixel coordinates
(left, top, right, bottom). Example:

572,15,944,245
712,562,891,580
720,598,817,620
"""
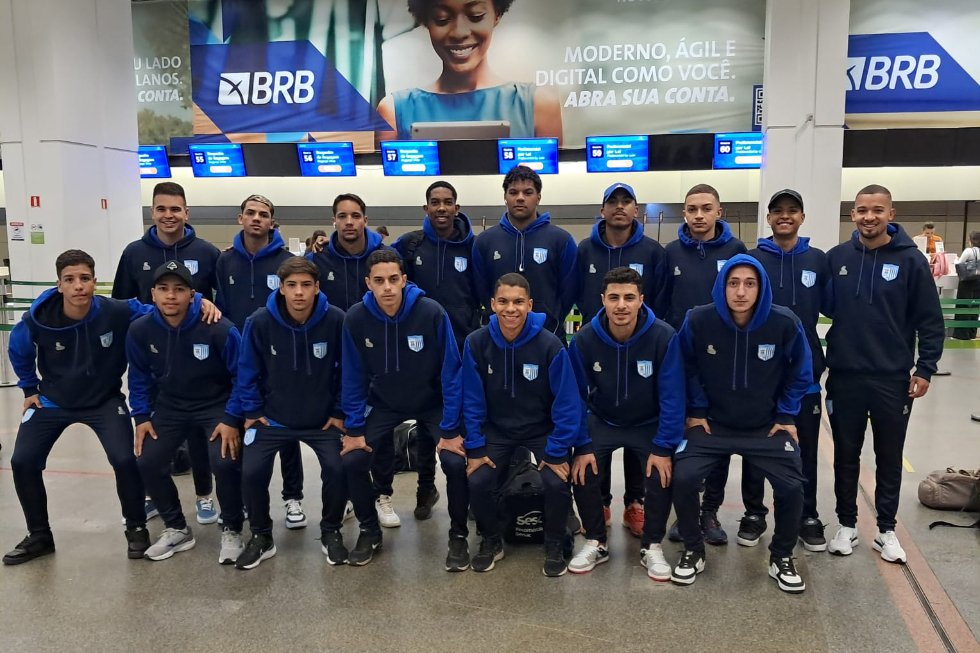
845,32,980,113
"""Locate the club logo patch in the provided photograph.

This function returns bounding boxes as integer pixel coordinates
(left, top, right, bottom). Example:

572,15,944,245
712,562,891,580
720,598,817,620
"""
801,270,816,288
142,262,151,271
229,276,235,285
839,266,848,276
100,332,113,348
193,344,210,360
183,260,199,275
757,344,775,361
327,272,335,281
312,342,327,359
493,251,501,260
416,256,423,266
593,361,602,372
522,363,539,381
407,335,424,352
629,263,644,275
637,360,653,378
267,275,280,290
454,257,467,272
707,344,717,355
532,248,548,264
881,264,899,281
716,259,728,272
674,266,682,276
589,264,597,274
784,441,795,452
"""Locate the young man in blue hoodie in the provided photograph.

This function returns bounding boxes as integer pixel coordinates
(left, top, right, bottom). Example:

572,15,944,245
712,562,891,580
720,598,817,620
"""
824,185,944,564
463,273,582,577
214,194,307,531
472,166,578,340
340,250,466,568
576,182,668,538
566,267,684,579
4,250,156,565
127,261,245,564
661,183,748,546
235,257,349,570
746,189,831,552
673,255,811,593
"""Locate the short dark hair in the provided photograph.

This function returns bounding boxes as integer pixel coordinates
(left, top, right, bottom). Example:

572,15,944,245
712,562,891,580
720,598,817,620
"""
856,184,892,200
922,222,935,230
376,225,390,237
152,182,186,202
503,165,542,193
366,249,405,275
685,184,720,203
969,231,980,248
240,194,274,217
277,257,319,283
426,180,458,202
332,193,366,215
312,229,327,240
601,267,642,294
56,249,95,278
407,0,515,24
494,272,531,297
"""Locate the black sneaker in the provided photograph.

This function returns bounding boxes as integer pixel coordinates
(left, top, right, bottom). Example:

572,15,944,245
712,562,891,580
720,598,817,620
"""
670,549,706,586
736,514,767,547
445,537,470,572
542,539,568,577
235,533,276,570
667,519,682,543
321,530,348,565
700,511,728,545
2,532,55,566
125,526,151,559
769,555,806,593
471,536,504,572
799,518,827,552
414,486,440,521
348,530,383,566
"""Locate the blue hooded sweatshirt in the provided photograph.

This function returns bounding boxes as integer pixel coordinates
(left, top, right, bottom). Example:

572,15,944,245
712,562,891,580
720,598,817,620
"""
341,283,462,439
9,289,153,409
393,212,481,351
306,228,391,311
660,220,746,328
568,305,685,456
214,229,294,329
472,212,578,336
126,293,243,427
112,225,220,303
825,223,945,381
748,236,830,386
237,290,346,430
462,312,583,464
678,254,812,430
576,219,668,322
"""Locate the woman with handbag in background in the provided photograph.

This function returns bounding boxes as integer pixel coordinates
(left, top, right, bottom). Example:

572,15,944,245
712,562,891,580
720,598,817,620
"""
953,231,980,340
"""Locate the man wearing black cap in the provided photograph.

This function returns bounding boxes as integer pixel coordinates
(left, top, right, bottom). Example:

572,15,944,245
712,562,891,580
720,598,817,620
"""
746,190,830,551
576,182,668,537
126,261,246,564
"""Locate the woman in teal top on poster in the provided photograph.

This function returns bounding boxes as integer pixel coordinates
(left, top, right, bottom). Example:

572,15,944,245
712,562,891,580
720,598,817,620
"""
377,0,562,144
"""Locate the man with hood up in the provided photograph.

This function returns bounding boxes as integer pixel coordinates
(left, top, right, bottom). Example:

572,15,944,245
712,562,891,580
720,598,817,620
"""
672,255,812,594
824,185,944,564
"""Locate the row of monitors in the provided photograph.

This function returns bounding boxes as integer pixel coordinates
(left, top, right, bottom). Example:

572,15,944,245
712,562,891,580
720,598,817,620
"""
138,133,763,179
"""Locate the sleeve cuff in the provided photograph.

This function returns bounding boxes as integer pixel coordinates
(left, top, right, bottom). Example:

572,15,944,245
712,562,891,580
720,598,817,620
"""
440,429,460,440
346,428,366,438
913,367,933,382
542,452,569,465
573,443,594,457
650,444,674,458
245,409,265,420
688,407,708,419
133,414,152,426
221,413,243,429
774,413,796,426
22,386,39,398
466,445,487,459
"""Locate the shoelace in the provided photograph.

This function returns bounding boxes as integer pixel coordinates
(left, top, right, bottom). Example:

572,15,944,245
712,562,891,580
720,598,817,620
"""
679,551,701,568
774,557,799,576
377,497,395,515
285,501,303,515
198,498,214,512
221,529,239,544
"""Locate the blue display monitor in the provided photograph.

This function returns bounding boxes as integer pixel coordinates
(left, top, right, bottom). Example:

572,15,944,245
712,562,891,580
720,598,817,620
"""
380,140,441,176
586,135,650,173
188,143,247,177
713,132,763,169
297,142,357,177
497,138,559,174
138,145,172,178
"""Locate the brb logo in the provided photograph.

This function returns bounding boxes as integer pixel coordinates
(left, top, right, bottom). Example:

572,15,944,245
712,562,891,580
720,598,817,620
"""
218,70,315,105
845,55,940,91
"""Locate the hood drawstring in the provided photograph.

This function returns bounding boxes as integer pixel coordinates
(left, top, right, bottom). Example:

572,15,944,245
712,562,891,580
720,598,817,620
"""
344,259,351,309
730,330,751,391
249,259,255,301
853,245,880,305
516,230,526,273
384,320,390,374
395,320,401,373
502,345,517,398
163,329,176,379
303,329,311,375
790,253,797,306
290,330,298,372
731,330,738,391
778,250,785,290
623,343,631,402
614,346,621,407
868,250,878,305
697,240,706,259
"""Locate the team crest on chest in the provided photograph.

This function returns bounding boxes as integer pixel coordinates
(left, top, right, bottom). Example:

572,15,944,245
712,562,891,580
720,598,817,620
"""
757,344,775,361
533,248,548,264
267,275,280,290
454,257,467,272
801,270,816,288
593,361,602,372
193,344,210,360
416,256,423,266
312,342,327,359
637,360,653,378
881,264,899,281
716,259,728,272
100,332,113,348
407,335,424,352
589,264,597,274
327,271,335,281
629,263,644,275
522,363,539,381
183,260,199,275
142,262,151,271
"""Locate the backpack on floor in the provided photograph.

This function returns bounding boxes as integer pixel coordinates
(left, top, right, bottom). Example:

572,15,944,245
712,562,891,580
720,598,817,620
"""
918,468,980,530
500,451,546,544
393,421,418,473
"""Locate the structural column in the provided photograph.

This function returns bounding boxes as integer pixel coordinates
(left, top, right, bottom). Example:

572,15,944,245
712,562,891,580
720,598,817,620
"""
0,0,144,293
760,0,850,251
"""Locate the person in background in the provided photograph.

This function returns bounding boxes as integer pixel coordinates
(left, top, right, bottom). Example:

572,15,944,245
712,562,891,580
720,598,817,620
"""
918,222,944,257
309,230,328,255
375,226,390,242
952,231,980,340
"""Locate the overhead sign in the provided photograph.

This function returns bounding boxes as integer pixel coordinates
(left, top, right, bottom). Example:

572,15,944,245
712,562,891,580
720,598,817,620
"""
497,138,559,175
586,135,649,173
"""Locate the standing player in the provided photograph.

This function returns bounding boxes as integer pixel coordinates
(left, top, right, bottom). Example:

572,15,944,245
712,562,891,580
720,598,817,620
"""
824,185,944,563
566,267,684,579
235,258,349,570
463,273,582,576
672,255,811,593
340,250,466,568
746,189,830,551
127,262,245,563
472,166,578,340
576,182,668,537
661,184,747,545
214,194,307,530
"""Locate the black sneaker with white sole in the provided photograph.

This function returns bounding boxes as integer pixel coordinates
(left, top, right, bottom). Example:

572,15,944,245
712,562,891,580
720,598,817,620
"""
348,529,383,566
321,530,348,565
700,511,728,545
235,533,276,570
414,486,440,521
736,514,767,547
670,549,706,586
471,536,504,572
2,532,55,566
542,540,567,577
125,526,151,559
798,518,827,552
769,555,806,593
445,537,470,572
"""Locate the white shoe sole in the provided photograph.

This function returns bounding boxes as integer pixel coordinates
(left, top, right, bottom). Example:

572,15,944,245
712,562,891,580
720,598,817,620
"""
378,517,401,528
197,514,218,525
568,553,609,574
828,539,857,556
145,537,196,561
670,559,705,585
800,538,828,553
348,542,381,567
872,540,907,564
472,550,504,573
736,535,763,547
218,548,244,565
285,518,308,530
236,545,277,570
321,545,348,566
642,559,672,582
769,568,806,593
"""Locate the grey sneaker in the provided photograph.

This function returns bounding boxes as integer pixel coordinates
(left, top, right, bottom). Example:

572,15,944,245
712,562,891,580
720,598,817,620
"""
144,527,196,561
218,528,244,565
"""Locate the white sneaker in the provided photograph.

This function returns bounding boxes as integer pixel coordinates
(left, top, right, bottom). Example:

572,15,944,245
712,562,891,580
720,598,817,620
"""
376,495,401,528
343,500,355,523
827,525,858,556
568,540,609,574
284,499,307,530
640,544,671,581
872,531,907,564
218,528,244,565
144,527,196,561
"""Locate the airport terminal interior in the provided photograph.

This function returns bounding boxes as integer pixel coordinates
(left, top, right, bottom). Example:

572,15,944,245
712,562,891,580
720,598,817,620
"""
0,0,978,652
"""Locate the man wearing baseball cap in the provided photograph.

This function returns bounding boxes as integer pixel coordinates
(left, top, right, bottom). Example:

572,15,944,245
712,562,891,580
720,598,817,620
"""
575,182,667,537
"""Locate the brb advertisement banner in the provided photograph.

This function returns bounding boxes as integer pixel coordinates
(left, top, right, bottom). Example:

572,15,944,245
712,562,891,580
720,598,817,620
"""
846,0,980,127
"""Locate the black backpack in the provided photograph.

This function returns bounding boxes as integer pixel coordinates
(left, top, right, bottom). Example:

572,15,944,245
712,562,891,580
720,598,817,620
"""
500,453,546,544
392,421,419,473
